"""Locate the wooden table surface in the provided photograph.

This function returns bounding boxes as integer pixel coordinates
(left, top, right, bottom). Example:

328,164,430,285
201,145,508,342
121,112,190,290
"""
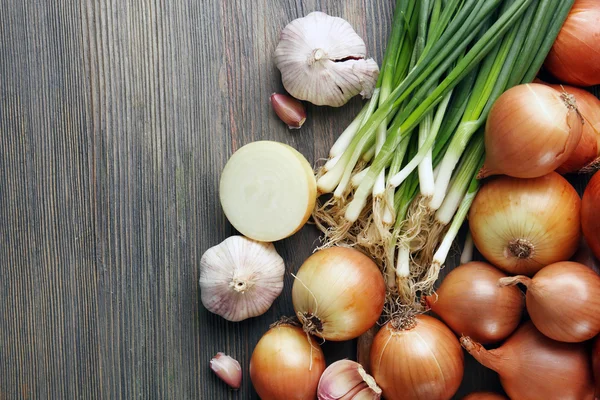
1,0,597,399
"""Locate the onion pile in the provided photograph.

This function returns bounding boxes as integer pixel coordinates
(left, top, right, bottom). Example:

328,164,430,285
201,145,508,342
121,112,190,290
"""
426,262,524,344
370,315,464,400
462,321,595,400
583,171,600,260
292,247,386,341
249,322,326,400
544,0,600,87
500,261,600,343
469,172,581,276
480,83,583,179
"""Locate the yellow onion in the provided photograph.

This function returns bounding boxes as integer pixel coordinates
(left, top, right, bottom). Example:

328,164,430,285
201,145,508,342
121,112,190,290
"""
480,83,583,179
292,247,386,341
544,0,600,87
500,261,600,343
370,315,464,400
462,321,595,400
250,322,326,400
583,171,600,260
469,172,581,276
425,261,524,344
545,84,600,174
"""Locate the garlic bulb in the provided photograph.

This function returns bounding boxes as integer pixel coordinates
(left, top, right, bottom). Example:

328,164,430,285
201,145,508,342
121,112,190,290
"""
200,235,285,322
317,359,382,399
274,11,379,107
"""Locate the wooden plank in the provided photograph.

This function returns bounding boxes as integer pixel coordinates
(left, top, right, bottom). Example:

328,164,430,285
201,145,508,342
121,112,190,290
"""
0,1,99,399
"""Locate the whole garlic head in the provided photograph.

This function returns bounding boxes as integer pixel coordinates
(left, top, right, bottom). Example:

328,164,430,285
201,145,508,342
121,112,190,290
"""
200,236,285,322
274,11,380,107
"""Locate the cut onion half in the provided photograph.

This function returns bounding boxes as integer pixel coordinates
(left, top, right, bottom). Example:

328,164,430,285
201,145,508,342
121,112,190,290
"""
219,141,316,242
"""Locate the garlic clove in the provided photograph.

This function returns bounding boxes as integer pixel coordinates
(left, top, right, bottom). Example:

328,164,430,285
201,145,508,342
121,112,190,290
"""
274,11,380,107
199,235,285,322
270,93,307,129
210,352,242,389
318,360,382,400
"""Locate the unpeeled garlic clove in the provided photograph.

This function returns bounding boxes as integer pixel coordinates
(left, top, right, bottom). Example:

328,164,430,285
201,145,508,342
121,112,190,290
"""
318,359,382,400
274,11,379,107
199,235,285,322
270,93,307,129
210,352,242,389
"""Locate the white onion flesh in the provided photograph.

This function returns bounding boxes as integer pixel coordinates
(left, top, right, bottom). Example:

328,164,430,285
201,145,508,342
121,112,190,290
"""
219,141,316,242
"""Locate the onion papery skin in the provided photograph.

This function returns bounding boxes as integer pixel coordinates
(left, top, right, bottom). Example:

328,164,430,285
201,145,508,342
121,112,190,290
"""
593,335,600,399
481,83,583,179
583,171,600,260
462,321,595,400
544,0,600,87
425,262,524,344
370,315,464,400
249,323,326,400
469,172,581,276
462,393,508,400
545,84,600,174
501,261,600,343
292,247,386,341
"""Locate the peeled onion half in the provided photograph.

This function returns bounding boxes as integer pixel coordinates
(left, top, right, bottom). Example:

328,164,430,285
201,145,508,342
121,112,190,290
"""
220,141,316,242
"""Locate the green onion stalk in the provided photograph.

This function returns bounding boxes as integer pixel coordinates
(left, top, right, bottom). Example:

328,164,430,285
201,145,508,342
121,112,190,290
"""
312,0,575,314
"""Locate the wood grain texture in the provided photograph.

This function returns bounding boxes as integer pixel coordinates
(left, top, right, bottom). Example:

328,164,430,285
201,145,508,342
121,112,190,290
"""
0,0,596,399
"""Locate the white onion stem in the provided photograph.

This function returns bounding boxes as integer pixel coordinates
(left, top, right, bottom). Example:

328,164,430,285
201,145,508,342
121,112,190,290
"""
351,167,370,188
461,231,474,264
396,244,411,278
430,120,481,210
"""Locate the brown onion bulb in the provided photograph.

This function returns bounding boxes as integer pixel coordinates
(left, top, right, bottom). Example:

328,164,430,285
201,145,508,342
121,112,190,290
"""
462,393,508,400
499,261,600,343
250,322,326,400
425,262,524,344
593,335,600,399
462,321,595,400
480,83,583,179
545,84,600,174
544,0,600,87
469,172,581,276
292,247,386,341
370,315,464,400
583,171,600,260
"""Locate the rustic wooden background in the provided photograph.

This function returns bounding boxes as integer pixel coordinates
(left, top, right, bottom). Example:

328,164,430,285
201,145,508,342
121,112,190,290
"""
1,0,597,399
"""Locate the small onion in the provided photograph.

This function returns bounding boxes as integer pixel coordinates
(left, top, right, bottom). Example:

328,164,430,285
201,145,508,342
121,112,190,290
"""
425,262,524,344
545,84,600,174
500,261,600,343
370,315,464,400
249,322,326,400
544,0,600,87
480,83,583,179
583,171,600,260
292,247,386,341
469,172,581,276
461,321,595,400
593,335,600,398
462,393,508,400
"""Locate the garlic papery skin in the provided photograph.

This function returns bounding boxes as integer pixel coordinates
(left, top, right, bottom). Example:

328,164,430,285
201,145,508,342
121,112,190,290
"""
274,11,380,107
317,360,382,400
210,352,242,389
200,235,285,322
